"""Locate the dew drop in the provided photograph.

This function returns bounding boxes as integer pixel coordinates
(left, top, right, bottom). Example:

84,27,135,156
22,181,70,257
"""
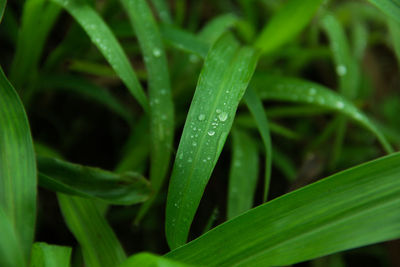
218,112,228,122
309,88,316,95
208,130,215,136
188,158,193,163
216,109,221,114
153,48,162,57
336,101,344,109
192,142,197,147
198,114,205,121
336,65,347,76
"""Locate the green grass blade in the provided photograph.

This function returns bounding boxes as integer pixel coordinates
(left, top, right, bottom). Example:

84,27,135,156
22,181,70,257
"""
150,0,172,24
167,152,400,266
243,87,272,201
366,0,400,24
161,24,209,57
58,194,126,267
166,34,258,249
388,18,400,64
255,0,324,55
51,0,149,111
37,156,151,205
227,129,259,219
0,0,5,23
0,67,36,261
0,207,25,267
198,13,238,44
121,0,174,222
38,74,133,123
254,75,393,153
119,253,191,267
30,242,72,267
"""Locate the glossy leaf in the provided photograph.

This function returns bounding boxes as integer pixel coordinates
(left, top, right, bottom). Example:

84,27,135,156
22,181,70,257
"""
167,152,400,266
0,67,36,261
166,34,258,249
255,0,324,54
30,242,72,267
58,194,126,267
253,74,393,153
37,156,151,205
51,0,148,111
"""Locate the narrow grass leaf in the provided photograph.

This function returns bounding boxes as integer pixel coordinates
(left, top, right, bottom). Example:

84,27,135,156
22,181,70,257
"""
119,253,191,267
253,75,393,153
198,13,238,44
37,156,151,205
51,0,148,111
388,18,400,64
166,34,258,249
167,152,400,266
243,87,272,201
227,129,259,219
30,242,72,267
121,0,174,222
366,0,400,24
150,0,172,24
58,194,126,267
255,0,324,55
0,67,36,261
0,0,5,23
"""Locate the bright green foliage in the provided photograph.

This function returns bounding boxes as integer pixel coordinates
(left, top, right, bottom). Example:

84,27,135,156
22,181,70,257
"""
167,152,400,266
227,129,259,219
30,242,72,267
58,195,126,267
166,34,258,249
51,0,148,110
120,252,191,267
0,68,36,263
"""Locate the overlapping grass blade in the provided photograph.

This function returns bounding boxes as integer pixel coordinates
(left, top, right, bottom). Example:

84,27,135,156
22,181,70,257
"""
121,0,174,222
119,253,190,267
30,243,72,267
243,87,272,201
166,34,258,249
37,156,151,205
38,74,133,123
388,18,400,64
167,152,400,266
366,0,400,24
198,13,238,44
227,129,259,219
150,0,172,24
10,0,61,92
0,67,36,261
58,194,126,267
51,0,148,111
0,207,25,267
0,0,5,23
253,74,393,153
255,0,324,55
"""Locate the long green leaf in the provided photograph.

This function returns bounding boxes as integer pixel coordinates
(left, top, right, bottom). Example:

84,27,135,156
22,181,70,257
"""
119,253,191,267
167,152,400,266
37,156,151,205
198,13,238,45
366,0,400,24
388,18,400,64
30,242,72,267
51,0,148,111
255,0,324,54
0,0,5,23
243,87,272,201
58,194,126,267
0,67,36,262
150,0,172,24
227,129,259,219
253,74,393,153
121,0,174,222
166,34,258,249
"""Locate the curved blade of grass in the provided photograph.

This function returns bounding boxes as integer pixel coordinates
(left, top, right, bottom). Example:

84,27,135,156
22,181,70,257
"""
37,156,151,205
150,0,172,24
0,67,36,261
243,87,272,201
255,0,324,55
121,0,174,222
58,194,126,267
38,74,133,123
366,0,400,24
253,75,393,153
30,242,72,267
119,253,191,267
167,152,400,266
51,0,148,111
166,34,258,249
161,24,209,57
227,129,259,219
198,13,238,44
0,207,25,267
0,0,5,23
